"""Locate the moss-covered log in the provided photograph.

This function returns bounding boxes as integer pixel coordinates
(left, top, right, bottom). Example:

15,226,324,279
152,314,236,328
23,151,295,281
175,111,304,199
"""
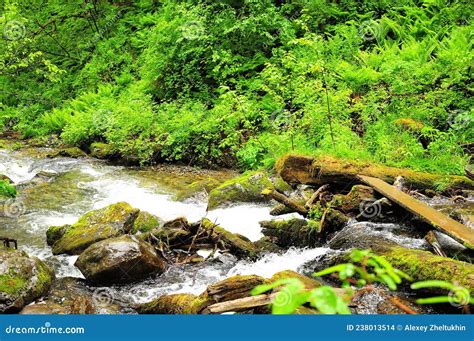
276,155,474,192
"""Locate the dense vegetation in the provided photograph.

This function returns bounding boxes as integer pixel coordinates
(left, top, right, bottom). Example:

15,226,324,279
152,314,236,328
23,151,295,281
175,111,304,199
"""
1,0,472,173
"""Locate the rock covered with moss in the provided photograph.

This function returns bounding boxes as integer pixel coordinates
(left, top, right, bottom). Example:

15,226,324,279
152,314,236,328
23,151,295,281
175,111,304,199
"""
89,142,115,159
47,147,87,158
47,202,139,255
131,210,161,234
207,172,273,210
136,293,206,314
0,248,55,313
75,235,167,285
260,218,320,248
200,218,257,258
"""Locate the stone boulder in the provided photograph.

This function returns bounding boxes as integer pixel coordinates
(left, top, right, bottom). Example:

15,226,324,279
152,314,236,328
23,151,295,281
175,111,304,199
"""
75,235,167,285
0,248,54,313
48,202,139,255
207,172,273,210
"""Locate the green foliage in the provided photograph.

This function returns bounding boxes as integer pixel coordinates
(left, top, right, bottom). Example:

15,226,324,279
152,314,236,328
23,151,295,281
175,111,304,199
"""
0,180,17,198
1,0,472,173
314,249,412,290
252,278,351,315
410,280,474,306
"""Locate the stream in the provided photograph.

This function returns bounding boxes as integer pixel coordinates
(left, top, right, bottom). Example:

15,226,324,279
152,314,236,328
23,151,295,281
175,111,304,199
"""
0,147,470,312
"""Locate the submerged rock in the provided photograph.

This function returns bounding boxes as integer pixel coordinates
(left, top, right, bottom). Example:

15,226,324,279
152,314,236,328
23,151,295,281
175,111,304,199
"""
75,235,167,285
48,202,139,255
0,248,55,313
207,171,273,210
20,277,122,314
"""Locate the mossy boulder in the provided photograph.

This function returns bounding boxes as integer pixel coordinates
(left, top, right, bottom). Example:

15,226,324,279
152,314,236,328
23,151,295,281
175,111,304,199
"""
331,185,376,214
46,225,70,246
174,178,221,201
0,248,55,313
47,147,87,158
201,218,257,258
131,211,161,234
271,270,322,290
260,218,320,248
207,172,273,210
136,294,206,314
200,275,268,307
75,235,167,285
90,142,115,159
49,202,139,255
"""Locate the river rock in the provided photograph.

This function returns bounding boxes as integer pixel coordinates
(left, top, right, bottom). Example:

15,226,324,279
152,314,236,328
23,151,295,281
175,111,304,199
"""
20,277,122,314
0,248,55,313
131,210,162,234
48,202,139,255
200,218,257,258
260,218,320,248
75,235,167,285
89,142,115,159
331,185,376,213
136,293,206,314
47,147,87,158
207,171,273,210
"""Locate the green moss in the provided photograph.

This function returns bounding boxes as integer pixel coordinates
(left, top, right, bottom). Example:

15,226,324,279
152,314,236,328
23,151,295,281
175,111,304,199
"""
173,178,221,201
308,202,324,220
381,247,474,291
46,225,69,246
208,171,273,210
90,142,114,159
131,211,160,234
138,294,206,314
51,202,139,255
0,180,16,198
0,271,27,296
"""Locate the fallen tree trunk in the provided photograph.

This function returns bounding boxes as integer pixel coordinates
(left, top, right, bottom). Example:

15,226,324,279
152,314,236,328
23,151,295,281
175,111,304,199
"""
261,188,308,217
276,155,474,192
358,175,474,249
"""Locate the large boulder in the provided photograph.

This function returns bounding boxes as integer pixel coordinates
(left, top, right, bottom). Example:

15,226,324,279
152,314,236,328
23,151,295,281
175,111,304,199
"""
48,202,139,255
131,211,162,234
260,218,320,248
136,294,206,314
75,235,167,285
207,172,273,210
0,248,55,313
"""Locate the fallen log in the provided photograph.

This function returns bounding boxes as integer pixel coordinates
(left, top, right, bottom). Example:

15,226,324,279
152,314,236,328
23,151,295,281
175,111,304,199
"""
358,175,474,250
276,154,474,192
261,188,308,217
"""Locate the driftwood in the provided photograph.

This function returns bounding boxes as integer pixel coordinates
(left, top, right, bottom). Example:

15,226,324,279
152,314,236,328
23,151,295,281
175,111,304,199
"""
305,184,330,209
358,175,474,250
261,188,308,217
276,154,474,191
202,294,275,314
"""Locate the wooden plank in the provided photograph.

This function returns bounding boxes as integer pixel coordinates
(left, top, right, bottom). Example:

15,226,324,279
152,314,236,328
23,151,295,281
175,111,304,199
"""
357,175,474,250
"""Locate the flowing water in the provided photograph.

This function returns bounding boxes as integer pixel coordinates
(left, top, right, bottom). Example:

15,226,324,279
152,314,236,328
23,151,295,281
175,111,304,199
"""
0,147,469,310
